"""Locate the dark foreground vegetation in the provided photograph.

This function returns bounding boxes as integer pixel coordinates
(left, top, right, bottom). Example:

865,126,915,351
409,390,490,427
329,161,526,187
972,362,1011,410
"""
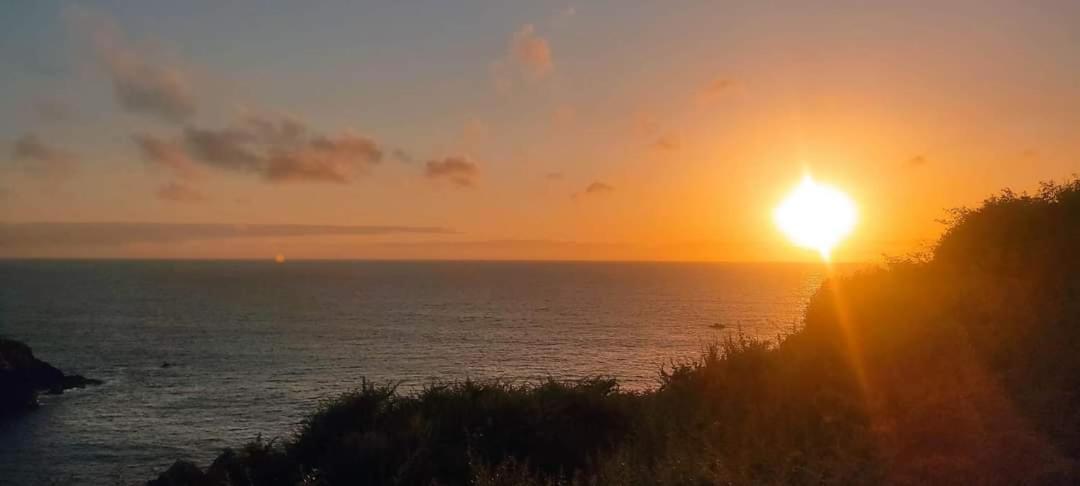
152,179,1080,485
0,338,102,415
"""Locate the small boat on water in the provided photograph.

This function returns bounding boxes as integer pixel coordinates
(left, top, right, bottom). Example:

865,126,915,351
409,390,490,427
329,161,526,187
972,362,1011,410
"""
708,323,727,330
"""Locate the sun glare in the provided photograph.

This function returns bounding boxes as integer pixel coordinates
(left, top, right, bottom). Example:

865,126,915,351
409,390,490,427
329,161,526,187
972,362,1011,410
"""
774,176,857,260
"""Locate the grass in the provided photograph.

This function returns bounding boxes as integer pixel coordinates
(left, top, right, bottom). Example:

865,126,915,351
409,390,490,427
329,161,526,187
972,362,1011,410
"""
150,178,1080,485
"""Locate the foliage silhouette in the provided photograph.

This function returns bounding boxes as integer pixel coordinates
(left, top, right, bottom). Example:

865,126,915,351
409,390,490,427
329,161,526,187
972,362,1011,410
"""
150,178,1080,485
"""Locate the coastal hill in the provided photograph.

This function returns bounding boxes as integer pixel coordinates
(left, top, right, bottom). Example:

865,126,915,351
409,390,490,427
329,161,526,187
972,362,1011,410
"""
0,338,102,414
146,179,1080,485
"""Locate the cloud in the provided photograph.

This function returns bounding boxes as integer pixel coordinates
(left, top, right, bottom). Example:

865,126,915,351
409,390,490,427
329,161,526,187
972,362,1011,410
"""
698,78,736,103
391,149,415,163
156,181,205,203
73,7,196,122
510,24,553,77
490,23,554,91
652,135,681,151
10,133,76,178
584,181,614,194
0,222,455,248
264,134,382,183
132,133,202,179
242,113,307,146
907,155,927,167
425,156,480,187
179,115,383,183
33,98,74,123
183,126,262,171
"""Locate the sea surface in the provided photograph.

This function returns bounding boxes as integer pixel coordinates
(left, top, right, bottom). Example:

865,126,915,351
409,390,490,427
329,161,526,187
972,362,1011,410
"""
0,260,831,484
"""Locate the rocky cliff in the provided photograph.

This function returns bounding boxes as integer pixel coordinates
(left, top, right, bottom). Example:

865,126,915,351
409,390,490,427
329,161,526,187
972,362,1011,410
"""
0,338,102,414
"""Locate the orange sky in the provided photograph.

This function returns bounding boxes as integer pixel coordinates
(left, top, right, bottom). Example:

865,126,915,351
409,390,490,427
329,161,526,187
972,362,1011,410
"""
2,1,1078,261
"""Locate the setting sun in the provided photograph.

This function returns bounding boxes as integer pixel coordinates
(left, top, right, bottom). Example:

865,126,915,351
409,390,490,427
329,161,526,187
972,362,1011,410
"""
774,176,857,259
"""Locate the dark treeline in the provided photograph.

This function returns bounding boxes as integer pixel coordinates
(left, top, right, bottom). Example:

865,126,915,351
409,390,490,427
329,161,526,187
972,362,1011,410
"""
150,179,1080,485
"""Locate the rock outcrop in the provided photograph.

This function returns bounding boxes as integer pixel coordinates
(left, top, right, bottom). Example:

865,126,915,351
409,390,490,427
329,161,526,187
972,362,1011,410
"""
0,337,102,414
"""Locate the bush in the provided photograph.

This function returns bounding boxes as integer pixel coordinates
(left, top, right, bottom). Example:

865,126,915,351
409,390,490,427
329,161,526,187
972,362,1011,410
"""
150,178,1080,485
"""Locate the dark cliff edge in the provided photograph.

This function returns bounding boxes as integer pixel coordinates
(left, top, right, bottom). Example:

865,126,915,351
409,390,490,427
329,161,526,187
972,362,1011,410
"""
0,337,103,415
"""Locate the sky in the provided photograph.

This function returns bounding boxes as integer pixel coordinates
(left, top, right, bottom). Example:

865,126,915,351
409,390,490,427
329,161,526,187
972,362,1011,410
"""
1,0,1078,261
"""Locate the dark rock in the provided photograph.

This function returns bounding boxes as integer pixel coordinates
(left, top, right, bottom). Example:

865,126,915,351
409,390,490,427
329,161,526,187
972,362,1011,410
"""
147,460,208,486
0,337,103,415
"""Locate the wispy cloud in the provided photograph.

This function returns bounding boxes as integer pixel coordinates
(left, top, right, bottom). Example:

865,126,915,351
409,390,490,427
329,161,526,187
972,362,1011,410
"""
70,7,196,123
0,222,455,247
133,133,203,180
490,23,554,92
391,149,415,164
166,114,384,184
584,181,614,194
510,24,553,78
10,133,76,179
697,78,736,103
652,135,681,152
425,156,479,187
156,181,205,203
907,155,928,167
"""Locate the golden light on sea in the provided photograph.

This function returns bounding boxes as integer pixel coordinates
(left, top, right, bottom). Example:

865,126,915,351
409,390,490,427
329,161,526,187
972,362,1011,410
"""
774,175,857,260
274,253,286,264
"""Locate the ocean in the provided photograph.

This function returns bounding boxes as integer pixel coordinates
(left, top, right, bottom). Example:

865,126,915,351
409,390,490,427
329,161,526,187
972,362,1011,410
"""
0,260,829,484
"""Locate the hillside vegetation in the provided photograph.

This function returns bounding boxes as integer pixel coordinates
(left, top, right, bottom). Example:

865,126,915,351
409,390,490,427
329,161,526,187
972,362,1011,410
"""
151,179,1080,486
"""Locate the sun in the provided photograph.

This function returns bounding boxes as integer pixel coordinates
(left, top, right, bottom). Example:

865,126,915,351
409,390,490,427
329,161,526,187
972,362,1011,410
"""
774,175,857,260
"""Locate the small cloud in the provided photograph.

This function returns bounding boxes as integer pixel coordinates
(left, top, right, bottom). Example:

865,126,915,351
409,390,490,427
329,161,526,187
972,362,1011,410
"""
559,6,577,17
10,133,76,179
132,133,202,180
425,156,479,187
697,78,736,103
546,172,564,181
907,155,927,167
391,149,414,163
33,98,75,123
652,135,681,152
72,7,197,123
584,181,614,194
156,181,205,203
491,23,554,91
510,24,553,78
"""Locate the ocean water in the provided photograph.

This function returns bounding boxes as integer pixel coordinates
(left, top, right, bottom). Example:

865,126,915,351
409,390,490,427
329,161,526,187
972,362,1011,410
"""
0,260,828,484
